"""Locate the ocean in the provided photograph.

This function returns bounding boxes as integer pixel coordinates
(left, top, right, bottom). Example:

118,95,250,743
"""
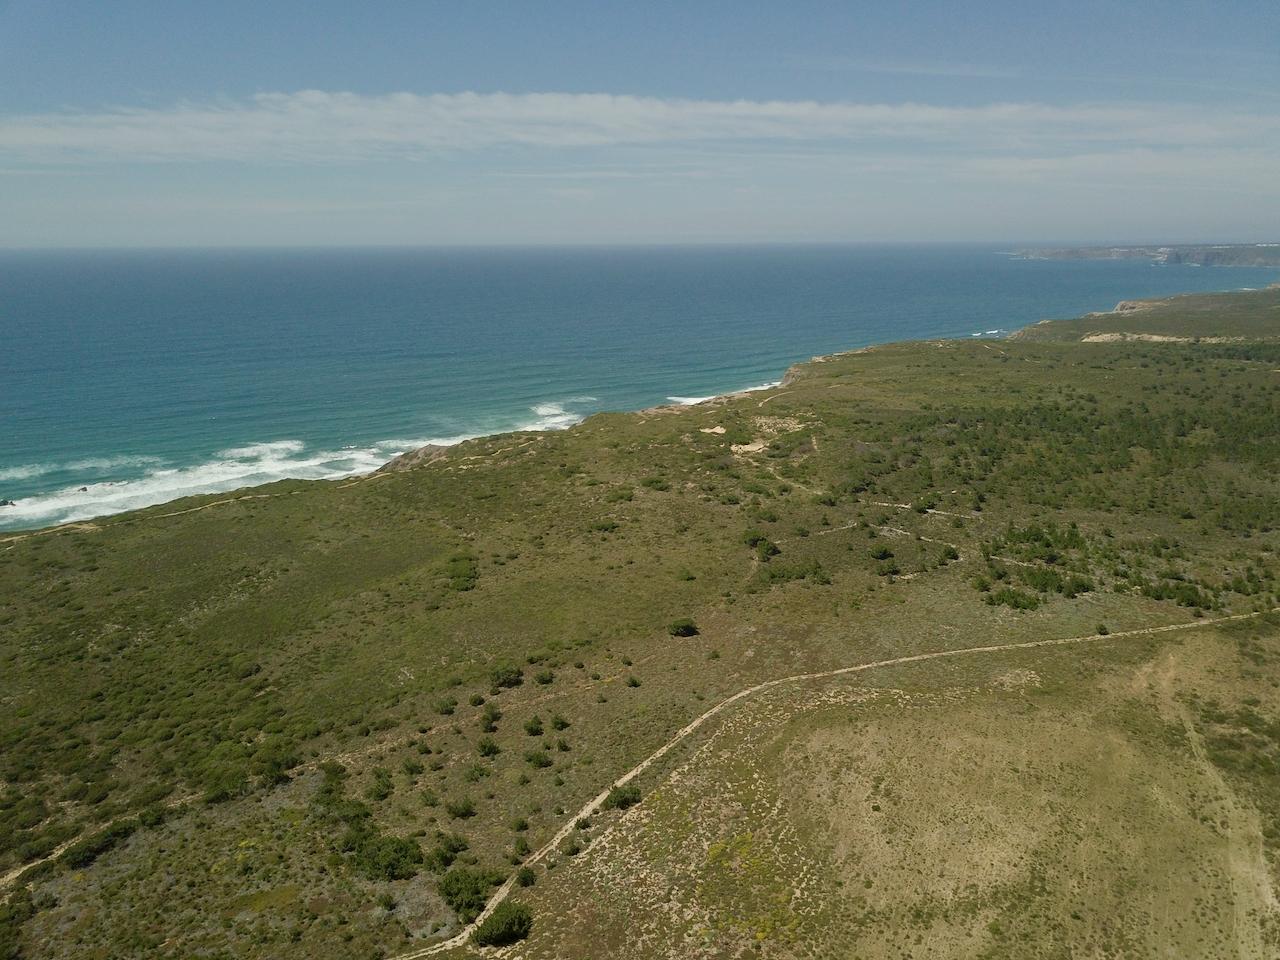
2,244,1277,532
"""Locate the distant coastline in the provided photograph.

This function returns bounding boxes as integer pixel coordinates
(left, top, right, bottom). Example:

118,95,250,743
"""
1015,242,1280,268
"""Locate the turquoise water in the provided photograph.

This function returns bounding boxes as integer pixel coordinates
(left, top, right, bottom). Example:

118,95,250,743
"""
2,244,1276,531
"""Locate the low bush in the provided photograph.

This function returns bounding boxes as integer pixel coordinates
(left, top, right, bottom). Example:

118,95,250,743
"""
525,751,552,769
472,901,533,946
490,664,523,689
425,831,468,872
351,833,423,881
439,866,504,923
445,797,476,819
668,618,699,637
602,784,641,810
60,819,137,869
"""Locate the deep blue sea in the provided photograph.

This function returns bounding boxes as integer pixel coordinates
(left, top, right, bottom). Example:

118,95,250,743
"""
2,244,1277,531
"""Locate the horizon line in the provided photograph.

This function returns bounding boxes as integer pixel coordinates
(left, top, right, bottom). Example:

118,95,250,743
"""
1,238,1276,254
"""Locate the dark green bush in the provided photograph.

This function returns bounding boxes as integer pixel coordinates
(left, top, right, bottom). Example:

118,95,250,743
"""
60,819,137,869
439,866,504,923
602,784,641,810
754,539,781,560
490,664,523,689
351,833,423,881
985,587,1041,610
425,831,469,872
524,751,552,769
442,553,479,591
472,901,533,946
445,797,476,819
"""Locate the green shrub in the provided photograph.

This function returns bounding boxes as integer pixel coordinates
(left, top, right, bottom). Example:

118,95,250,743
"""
490,664,524,689
1,888,37,960
477,736,500,757
516,865,536,887
365,768,393,801
524,716,544,736
445,797,476,819
60,819,137,869
442,553,479,591
754,539,781,560
602,784,641,810
667,618,699,637
439,866,503,923
472,901,533,946
425,832,469,872
985,587,1041,610
351,833,423,881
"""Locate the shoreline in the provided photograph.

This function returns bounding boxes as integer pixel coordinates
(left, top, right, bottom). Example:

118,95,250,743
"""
0,375,791,535
3,280,1271,536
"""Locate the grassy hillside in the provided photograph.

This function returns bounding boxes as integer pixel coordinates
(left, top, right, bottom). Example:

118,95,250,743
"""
3,288,1280,958
1013,285,1280,342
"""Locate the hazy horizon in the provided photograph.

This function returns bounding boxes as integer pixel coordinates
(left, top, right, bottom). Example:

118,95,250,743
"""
2,239,1277,253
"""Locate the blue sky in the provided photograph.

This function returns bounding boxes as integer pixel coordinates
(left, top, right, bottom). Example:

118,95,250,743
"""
1,0,1278,246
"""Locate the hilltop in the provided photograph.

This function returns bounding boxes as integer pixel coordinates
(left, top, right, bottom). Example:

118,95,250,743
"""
3,288,1280,959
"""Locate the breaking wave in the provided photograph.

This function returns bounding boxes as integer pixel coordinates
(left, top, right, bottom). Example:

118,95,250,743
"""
0,397,604,531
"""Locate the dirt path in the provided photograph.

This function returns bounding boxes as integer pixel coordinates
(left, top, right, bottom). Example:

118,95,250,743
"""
0,784,201,891
0,492,301,546
0,521,100,547
391,606,1278,957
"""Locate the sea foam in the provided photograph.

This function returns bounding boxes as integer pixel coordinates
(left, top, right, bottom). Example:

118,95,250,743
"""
0,396,605,531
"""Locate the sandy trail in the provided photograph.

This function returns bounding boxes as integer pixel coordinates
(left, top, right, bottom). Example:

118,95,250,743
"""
391,606,1278,957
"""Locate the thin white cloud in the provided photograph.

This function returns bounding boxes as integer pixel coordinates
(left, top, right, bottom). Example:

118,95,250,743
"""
803,57,1021,79
0,90,1275,164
